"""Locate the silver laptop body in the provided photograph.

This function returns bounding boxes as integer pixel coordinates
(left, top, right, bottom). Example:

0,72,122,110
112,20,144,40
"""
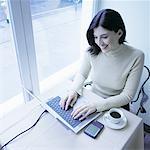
41,96,102,133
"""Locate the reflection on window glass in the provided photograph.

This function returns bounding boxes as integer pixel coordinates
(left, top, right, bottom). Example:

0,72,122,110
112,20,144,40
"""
0,0,22,104
30,0,82,82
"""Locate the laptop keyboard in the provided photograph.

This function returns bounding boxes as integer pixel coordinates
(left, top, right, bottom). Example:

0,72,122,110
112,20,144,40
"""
46,96,82,128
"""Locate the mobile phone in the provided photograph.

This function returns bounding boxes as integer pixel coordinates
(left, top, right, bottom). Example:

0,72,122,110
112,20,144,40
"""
84,121,104,139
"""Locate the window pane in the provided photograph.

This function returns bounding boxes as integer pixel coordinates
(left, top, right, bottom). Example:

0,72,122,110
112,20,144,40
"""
30,0,82,88
0,1,23,105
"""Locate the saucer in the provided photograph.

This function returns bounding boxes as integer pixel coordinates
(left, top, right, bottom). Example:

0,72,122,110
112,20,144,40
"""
103,112,127,130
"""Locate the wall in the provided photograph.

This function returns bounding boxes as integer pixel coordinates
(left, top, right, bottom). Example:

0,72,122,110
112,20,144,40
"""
100,0,150,125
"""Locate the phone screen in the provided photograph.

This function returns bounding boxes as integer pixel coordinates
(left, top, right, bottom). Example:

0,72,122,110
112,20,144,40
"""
84,121,104,138
86,124,100,136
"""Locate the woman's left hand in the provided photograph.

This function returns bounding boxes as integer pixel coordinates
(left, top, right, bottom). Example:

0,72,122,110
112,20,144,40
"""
71,104,97,121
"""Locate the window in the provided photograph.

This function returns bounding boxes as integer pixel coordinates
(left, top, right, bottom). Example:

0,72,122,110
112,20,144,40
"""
30,0,82,91
0,0,95,117
0,0,23,116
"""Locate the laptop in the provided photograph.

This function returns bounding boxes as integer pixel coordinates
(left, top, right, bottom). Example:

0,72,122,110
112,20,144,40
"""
22,87,102,134
41,96,102,134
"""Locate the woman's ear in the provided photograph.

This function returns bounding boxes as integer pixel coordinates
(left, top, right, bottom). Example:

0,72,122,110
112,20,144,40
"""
117,29,123,38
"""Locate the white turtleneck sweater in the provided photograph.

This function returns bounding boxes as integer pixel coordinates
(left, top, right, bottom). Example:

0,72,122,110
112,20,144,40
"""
71,44,144,112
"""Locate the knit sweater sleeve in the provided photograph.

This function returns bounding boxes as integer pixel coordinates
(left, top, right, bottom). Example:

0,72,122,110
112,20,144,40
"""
70,51,91,95
95,52,145,112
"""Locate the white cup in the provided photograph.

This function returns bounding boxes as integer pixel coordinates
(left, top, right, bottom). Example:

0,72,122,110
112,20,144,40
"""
107,108,124,124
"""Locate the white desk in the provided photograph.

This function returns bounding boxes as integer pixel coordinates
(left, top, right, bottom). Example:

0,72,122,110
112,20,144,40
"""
0,80,144,150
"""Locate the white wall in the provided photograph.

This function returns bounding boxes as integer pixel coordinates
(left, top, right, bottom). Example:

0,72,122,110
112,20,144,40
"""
100,0,149,64
100,0,150,125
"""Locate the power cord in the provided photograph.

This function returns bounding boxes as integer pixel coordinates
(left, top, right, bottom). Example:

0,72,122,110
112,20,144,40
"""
0,110,48,150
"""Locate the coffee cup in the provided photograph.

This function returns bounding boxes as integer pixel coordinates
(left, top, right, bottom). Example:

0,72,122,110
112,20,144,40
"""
107,108,124,124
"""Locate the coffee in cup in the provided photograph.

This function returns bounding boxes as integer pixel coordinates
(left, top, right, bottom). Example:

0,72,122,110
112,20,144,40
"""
107,108,124,124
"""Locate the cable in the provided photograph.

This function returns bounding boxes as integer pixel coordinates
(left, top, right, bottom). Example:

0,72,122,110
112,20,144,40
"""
129,65,150,132
0,110,48,150
130,66,150,116
131,65,150,104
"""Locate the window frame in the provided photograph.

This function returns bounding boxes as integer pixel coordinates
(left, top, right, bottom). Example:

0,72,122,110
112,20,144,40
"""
7,0,98,102
8,0,40,102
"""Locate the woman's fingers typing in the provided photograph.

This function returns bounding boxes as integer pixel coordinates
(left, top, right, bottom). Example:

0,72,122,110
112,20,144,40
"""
65,95,74,110
79,109,93,121
72,106,88,120
59,91,78,110
70,96,77,107
59,91,97,121
71,105,86,117
59,96,67,110
71,105,97,120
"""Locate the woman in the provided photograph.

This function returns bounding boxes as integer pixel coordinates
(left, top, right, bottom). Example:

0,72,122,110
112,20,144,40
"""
60,9,144,120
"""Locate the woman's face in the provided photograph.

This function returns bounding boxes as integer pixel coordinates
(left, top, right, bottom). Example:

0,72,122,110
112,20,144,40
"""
93,26,122,53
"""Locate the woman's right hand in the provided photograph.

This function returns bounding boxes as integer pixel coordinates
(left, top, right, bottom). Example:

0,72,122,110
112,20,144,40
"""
59,90,79,110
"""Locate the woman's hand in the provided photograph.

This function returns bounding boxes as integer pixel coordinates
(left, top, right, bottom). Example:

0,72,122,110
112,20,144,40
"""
59,90,79,110
71,104,97,121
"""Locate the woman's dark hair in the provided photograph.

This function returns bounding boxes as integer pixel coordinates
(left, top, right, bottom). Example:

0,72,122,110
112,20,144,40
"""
86,9,126,55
